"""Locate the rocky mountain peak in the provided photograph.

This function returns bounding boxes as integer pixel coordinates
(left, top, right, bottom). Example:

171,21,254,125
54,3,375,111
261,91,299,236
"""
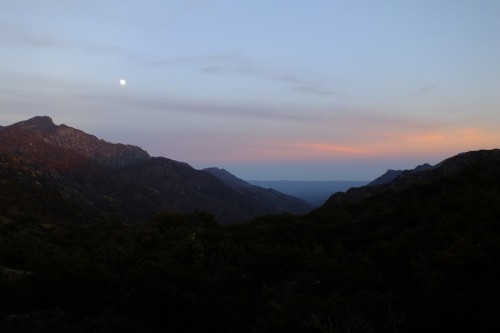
5,116,150,168
12,116,58,133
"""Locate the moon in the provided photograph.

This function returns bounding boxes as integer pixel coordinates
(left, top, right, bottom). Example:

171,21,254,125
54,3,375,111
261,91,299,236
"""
119,79,126,86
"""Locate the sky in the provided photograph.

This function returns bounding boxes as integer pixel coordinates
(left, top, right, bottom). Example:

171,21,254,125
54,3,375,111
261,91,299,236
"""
1,1,499,180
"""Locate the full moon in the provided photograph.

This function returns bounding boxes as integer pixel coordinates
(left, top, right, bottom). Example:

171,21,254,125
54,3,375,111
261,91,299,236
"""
119,79,126,86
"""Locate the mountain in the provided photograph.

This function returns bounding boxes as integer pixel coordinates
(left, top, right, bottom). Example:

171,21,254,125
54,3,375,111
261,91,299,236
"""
1,148,499,332
367,163,433,186
204,167,312,211
322,149,500,207
0,116,311,223
204,167,254,190
248,180,369,206
366,169,403,186
4,116,150,169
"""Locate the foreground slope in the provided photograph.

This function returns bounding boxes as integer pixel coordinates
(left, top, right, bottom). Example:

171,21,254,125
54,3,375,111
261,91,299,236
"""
1,149,499,332
0,116,310,223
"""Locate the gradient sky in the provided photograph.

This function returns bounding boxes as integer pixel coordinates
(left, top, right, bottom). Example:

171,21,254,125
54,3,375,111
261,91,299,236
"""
1,1,499,180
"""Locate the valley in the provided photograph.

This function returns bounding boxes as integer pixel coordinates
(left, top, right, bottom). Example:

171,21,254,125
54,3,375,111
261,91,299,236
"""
248,180,369,206
1,117,500,332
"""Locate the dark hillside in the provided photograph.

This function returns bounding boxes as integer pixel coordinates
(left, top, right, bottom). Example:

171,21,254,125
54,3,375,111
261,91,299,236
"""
0,116,311,223
323,149,500,206
1,149,499,332
204,167,312,214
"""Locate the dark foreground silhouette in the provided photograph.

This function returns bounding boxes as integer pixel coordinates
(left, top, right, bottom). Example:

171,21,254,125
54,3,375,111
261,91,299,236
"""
1,149,500,332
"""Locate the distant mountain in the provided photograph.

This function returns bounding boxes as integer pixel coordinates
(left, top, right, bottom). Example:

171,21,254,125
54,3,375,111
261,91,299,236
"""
204,167,254,190
321,149,500,207
366,169,403,186
367,163,433,186
204,167,312,212
0,116,311,223
248,180,369,206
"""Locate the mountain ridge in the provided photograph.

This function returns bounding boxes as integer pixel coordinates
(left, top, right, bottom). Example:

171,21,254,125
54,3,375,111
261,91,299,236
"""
367,163,434,187
204,167,312,212
1,118,500,332
2,144,499,332
0,116,311,223
8,116,150,168
204,167,254,190
321,149,500,207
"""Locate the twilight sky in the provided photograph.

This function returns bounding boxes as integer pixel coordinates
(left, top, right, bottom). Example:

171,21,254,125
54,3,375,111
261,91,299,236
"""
1,1,499,180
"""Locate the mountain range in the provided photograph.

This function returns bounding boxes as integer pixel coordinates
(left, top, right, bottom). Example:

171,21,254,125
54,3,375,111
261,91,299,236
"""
0,116,311,224
321,149,500,207
3,116,498,225
1,116,500,332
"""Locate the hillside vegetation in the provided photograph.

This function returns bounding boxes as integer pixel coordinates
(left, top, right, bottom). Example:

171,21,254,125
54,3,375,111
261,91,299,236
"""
1,149,499,332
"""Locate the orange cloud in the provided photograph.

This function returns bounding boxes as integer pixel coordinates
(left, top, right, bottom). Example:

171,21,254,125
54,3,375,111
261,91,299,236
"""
358,127,499,157
174,138,369,164
171,126,499,166
209,140,368,163
293,142,368,155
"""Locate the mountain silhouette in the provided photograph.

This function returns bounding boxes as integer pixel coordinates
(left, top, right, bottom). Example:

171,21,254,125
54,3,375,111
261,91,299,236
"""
204,167,312,212
0,116,310,223
1,120,499,331
367,163,434,187
321,149,500,207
